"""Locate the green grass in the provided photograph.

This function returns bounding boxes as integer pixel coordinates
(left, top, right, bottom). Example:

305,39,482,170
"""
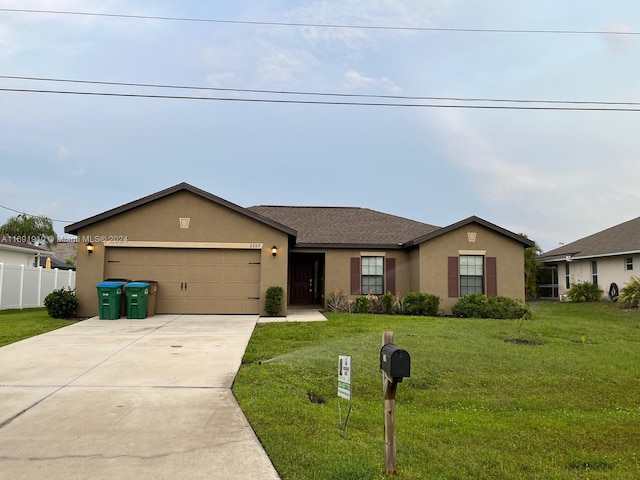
0,308,78,347
233,302,640,479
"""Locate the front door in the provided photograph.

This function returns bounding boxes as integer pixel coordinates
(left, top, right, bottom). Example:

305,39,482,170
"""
289,253,324,305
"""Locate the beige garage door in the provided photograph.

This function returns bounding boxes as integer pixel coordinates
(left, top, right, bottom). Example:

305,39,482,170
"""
105,248,261,314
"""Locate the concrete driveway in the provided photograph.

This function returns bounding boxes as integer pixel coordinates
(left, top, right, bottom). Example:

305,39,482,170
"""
0,315,281,480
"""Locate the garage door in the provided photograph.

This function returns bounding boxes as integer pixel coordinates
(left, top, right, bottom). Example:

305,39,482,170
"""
105,248,261,314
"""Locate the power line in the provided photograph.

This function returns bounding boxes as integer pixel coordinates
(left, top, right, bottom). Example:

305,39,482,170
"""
1,86,640,111
0,204,74,223
2,75,640,107
0,7,637,36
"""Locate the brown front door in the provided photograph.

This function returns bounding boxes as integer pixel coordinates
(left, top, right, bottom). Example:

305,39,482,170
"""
289,254,324,305
292,263,314,305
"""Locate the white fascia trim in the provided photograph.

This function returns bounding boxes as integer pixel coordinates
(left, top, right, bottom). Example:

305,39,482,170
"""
547,250,640,262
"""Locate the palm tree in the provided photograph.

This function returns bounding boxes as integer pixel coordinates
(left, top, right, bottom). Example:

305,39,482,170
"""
0,214,58,247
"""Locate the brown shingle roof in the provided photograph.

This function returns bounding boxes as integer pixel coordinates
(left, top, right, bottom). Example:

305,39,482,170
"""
539,216,640,261
248,206,440,248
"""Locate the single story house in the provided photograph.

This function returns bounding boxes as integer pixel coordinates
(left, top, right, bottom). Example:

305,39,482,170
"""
537,216,640,300
65,183,534,316
0,236,50,267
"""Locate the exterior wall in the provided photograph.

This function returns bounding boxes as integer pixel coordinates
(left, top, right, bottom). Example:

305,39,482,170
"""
418,223,527,313
74,190,289,316
320,248,411,305
0,249,38,267
557,254,639,300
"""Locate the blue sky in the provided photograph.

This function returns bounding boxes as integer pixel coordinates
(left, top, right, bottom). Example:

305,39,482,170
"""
1,1,640,252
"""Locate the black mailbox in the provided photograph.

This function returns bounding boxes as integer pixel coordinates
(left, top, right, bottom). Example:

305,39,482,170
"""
380,344,411,382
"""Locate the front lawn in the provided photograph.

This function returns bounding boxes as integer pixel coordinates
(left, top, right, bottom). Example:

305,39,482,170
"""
0,308,78,347
233,301,640,479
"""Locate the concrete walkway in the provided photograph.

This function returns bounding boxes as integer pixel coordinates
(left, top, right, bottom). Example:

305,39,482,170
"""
0,314,282,480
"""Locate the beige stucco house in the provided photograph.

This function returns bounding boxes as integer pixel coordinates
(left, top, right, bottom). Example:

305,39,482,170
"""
65,183,534,316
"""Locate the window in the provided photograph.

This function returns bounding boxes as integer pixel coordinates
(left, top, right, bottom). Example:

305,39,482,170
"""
361,256,384,294
460,255,484,295
591,260,598,286
565,263,570,289
626,257,633,271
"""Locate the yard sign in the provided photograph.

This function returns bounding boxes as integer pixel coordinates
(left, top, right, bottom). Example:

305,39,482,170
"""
338,355,352,437
338,355,351,400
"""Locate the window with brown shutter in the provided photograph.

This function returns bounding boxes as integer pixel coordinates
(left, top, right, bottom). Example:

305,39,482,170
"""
385,258,396,295
486,257,497,297
448,256,459,297
350,257,360,295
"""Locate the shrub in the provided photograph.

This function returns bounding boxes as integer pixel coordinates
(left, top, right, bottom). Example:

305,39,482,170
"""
381,292,395,315
452,293,531,319
567,282,603,302
44,287,79,319
354,295,370,313
326,287,352,312
264,286,284,316
402,292,440,316
619,277,640,308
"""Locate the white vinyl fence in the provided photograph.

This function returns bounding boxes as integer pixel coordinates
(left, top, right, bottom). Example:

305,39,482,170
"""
0,263,76,310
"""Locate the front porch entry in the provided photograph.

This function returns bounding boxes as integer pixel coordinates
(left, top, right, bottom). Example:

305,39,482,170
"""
289,253,325,306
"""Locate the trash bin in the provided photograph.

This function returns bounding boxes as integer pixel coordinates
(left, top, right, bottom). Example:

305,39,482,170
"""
125,282,150,319
96,281,125,320
134,280,158,316
105,278,131,316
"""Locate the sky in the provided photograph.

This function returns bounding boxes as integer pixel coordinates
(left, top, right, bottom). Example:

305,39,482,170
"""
1,1,640,252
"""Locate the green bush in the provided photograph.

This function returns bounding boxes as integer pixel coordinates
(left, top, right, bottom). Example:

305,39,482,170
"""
264,286,284,316
381,292,395,315
619,277,640,308
402,292,440,316
354,296,370,313
452,293,531,319
567,282,603,302
44,287,79,319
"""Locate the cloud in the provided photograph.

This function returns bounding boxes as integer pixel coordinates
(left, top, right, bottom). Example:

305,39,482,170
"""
58,147,69,160
433,110,552,199
283,0,451,50
258,49,313,82
343,70,402,93
602,24,635,53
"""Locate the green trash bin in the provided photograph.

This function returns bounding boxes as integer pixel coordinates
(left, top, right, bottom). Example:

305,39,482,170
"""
134,280,158,316
125,282,150,319
96,282,125,320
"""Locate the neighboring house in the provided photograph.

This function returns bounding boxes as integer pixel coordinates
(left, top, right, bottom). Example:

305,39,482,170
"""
65,183,534,317
537,216,640,300
36,256,75,271
0,236,49,267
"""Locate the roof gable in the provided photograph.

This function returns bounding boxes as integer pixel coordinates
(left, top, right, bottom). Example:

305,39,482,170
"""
65,183,297,237
405,216,535,248
248,205,440,248
539,216,640,261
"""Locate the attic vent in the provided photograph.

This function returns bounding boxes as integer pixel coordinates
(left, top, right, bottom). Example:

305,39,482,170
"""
179,218,190,229
467,232,477,243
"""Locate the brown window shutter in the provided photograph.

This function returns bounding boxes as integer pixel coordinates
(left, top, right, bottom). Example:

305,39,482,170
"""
350,257,360,295
385,258,396,295
486,257,497,297
448,256,459,298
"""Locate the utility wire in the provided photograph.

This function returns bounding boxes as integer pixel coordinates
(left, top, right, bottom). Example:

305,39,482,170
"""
1,86,640,111
0,204,74,223
2,75,639,107
0,7,637,36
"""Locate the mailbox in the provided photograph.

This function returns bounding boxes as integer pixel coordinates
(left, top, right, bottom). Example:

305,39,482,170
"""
380,344,411,382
